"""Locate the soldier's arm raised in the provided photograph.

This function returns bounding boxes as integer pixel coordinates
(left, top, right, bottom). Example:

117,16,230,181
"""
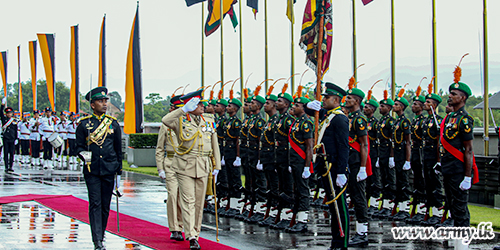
161,108,184,131
155,125,167,173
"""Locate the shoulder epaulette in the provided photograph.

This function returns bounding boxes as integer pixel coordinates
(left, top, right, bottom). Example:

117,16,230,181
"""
105,114,117,120
80,115,92,121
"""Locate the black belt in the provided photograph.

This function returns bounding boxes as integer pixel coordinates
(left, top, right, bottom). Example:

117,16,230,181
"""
261,142,273,148
248,141,259,145
225,141,237,145
276,141,288,147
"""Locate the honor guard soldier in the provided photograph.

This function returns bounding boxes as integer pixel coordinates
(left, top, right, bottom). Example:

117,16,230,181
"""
14,112,21,163
257,89,280,226
67,113,79,169
156,94,184,241
306,82,350,249
75,87,122,250
417,79,446,226
19,113,32,165
29,110,42,167
363,80,382,215
268,84,295,228
407,84,427,222
220,90,243,218
246,88,268,223
345,84,370,246
1,98,18,173
439,58,478,250
391,87,412,220
214,95,229,207
56,112,69,168
40,107,56,169
162,90,221,250
373,90,396,218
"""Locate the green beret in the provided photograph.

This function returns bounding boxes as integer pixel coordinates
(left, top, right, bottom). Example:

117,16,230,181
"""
209,99,217,105
266,94,278,102
202,101,208,107
364,99,379,109
449,82,472,98
252,95,266,105
395,97,409,107
85,86,109,101
380,98,395,106
216,99,229,107
425,93,442,104
323,82,347,98
246,96,253,103
412,95,426,103
278,93,294,103
294,97,311,105
340,101,346,107
347,88,365,99
229,98,242,108
360,101,365,109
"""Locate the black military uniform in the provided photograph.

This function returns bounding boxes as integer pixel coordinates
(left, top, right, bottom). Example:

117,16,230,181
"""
235,105,252,220
392,113,412,203
377,113,396,202
75,87,122,249
222,109,242,217
0,105,18,172
410,113,426,204
366,114,381,206
421,111,444,209
215,103,228,198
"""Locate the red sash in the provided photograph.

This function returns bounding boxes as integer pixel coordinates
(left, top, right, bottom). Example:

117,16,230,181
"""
348,137,372,176
440,115,479,184
289,125,314,173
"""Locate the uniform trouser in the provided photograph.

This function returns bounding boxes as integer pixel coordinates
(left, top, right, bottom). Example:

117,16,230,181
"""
248,147,267,204
367,154,382,199
3,140,15,169
165,166,183,232
411,151,426,202
225,157,242,198
379,156,396,200
423,158,444,207
68,139,77,156
276,161,294,209
443,173,470,227
43,140,53,160
21,140,30,155
176,173,208,239
322,173,349,249
84,174,114,243
15,143,20,155
264,163,279,207
56,140,68,156
395,160,411,202
348,163,368,223
31,140,41,158
290,164,310,213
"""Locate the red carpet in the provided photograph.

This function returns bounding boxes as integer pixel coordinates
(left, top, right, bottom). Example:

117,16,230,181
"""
0,194,236,250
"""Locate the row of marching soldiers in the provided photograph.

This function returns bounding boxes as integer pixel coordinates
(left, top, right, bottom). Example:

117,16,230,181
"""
0,96,82,173
157,55,478,250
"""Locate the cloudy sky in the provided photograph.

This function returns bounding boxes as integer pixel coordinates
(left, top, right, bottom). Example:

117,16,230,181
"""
0,0,499,104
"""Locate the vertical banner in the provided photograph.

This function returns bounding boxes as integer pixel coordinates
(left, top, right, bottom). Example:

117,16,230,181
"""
69,25,80,113
29,40,37,111
0,51,7,97
124,3,144,134
98,15,106,87
37,33,56,111
18,45,22,114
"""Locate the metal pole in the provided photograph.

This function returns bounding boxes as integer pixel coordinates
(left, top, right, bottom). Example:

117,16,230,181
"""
202,2,205,88
483,0,489,156
264,0,269,92
432,0,437,94
352,0,357,80
220,0,224,96
390,0,395,101
290,0,295,92
239,0,244,107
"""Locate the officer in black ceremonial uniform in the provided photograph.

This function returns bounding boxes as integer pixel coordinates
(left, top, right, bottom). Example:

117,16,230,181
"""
76,87,122,250
0,98,18,173
363,97,381,214
409,93,426,213
214,98,229,206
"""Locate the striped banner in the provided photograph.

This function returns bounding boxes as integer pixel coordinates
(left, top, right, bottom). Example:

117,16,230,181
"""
29,40,37,111
0,51,7,97
69,25,80,113
18,45,22,114
124,3,144,134
98,15,106,87
37,33,56,111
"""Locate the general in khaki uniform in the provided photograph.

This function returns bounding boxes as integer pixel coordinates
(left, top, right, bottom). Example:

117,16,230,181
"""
162,90,221,250
155,95,184,241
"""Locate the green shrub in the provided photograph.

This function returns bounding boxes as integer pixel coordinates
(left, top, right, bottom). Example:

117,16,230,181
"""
129,133,158,148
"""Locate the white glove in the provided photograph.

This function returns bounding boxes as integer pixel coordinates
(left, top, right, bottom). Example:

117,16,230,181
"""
1,97,6,105
357,166,367,182
212,169,219,183
158,170,166,179
79,151,92,163
302,167,311,179
336,174,347,187
233,157,241,167
389,157,395,168
433,162,441,175
114,175,121,190
181,97,200,113
403,161,411,171
221,156,225,166
256,160,263,171
307,100,321,111
14,139,18,145
288,166,292,173
459,176,472,191
375,159,380,168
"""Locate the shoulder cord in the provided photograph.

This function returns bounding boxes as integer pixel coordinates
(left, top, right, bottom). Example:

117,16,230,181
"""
445,116,461,140
379,118,391,140
393,119,404,144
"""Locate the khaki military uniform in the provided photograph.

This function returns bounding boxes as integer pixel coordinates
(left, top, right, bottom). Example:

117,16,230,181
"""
155,124,183,232
162,108,221,240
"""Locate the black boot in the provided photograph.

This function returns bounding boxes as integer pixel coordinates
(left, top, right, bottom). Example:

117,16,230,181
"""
286,221,308,233
94,241,105,250
420,216,441,226
258,215,276,227
349,233,368,247
189,238,201,250
405,213,425,224
170,231,184,241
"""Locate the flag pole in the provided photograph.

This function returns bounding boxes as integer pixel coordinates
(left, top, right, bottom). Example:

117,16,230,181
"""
390,0,395,102
290,0,295,92
264,0,269,92
352,0,357,80
239,0,244,107
202,1,205,88
314,1,325,146
18,45,21,114
220,0,225,96
483,0,489,156
431,0,437,94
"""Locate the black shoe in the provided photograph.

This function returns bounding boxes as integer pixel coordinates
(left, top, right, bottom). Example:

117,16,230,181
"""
286,221,308,233
270,219,290,230
94,241,105,250
493,246,500,250
189,239,201,250
390,211,410,221
234,210,248,220
170,231,184,241
258,216,276,227
405,213,425,224
435,218,454,228
374,208,391,219
218,208,228,217
245,212,264,224
420,216,441,226
206,203,215,214
349,233,368,247
367,206,379,216
311,198,324,207
224,208,240,218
